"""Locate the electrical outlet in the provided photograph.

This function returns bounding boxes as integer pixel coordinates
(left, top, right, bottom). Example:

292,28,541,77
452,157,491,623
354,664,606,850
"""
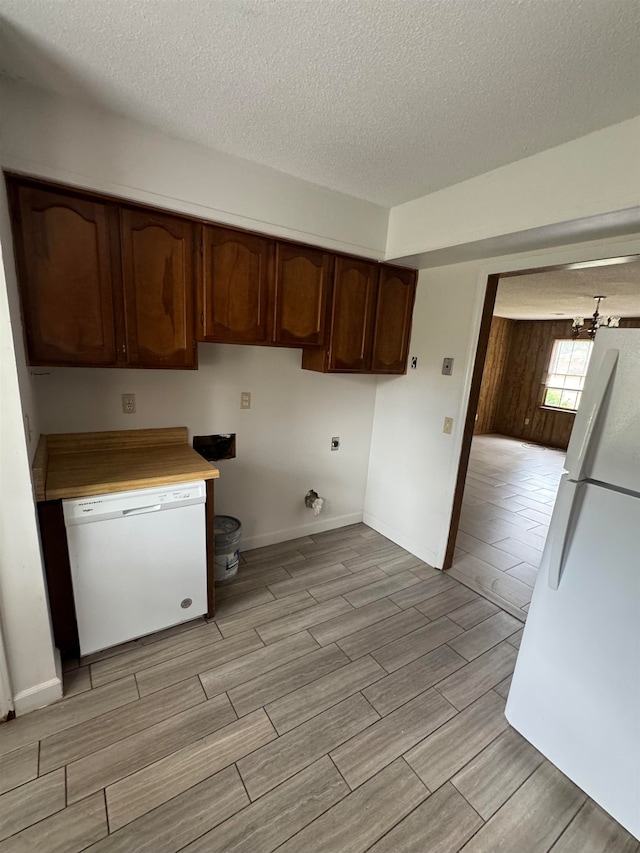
122,393,136,414
443,417,453,434
442,358,454,376
410,356,418,369
331,436,340,451
241,391,251,410
524,418,530,425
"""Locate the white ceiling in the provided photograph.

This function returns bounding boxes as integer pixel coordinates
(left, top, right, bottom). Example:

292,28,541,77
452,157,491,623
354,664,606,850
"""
0,0,639,207
494,260,640,320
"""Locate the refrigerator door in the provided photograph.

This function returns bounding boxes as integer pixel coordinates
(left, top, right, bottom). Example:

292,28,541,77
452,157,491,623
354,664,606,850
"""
566,328,640,493
506,482,640,839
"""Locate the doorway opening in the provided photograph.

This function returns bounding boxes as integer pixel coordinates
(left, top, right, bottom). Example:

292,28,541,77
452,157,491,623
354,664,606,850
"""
444,255,640,620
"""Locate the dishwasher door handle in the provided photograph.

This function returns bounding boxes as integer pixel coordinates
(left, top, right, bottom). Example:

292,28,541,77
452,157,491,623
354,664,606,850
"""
122,504,163,517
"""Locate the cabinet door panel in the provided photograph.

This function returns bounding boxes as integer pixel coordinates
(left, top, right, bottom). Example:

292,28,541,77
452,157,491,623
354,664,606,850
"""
371,265,417,374
12,184,117,367
200,226,274,344
330,257,378,371
274,244,333,347
120,208,196,368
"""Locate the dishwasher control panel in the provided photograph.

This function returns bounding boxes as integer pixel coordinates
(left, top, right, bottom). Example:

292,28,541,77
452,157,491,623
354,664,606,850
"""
63,480,207,525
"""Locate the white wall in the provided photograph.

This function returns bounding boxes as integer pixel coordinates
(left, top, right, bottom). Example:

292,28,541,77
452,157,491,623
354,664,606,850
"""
386,117,640,263
364,234,640,569
0,172,61,715
0,81,388,259
35,346,378,549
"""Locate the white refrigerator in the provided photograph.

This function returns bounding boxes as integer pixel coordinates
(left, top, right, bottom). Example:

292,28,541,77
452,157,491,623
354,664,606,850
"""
506,328,640,841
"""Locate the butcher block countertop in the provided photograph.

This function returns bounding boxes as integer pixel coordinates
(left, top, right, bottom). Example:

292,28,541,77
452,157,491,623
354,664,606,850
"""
33,427,219,502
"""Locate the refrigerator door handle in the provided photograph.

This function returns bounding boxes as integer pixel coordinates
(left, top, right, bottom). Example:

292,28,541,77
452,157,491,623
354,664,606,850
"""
543,478,585,590
565,348,619,481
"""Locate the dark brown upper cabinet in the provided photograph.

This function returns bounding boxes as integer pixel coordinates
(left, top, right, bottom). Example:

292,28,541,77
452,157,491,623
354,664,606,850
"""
198,225,274,345
302,262,416,374
274,243,333,347
302,256,378,373
120,208,197,369
371,265,417,374
10,182,118,367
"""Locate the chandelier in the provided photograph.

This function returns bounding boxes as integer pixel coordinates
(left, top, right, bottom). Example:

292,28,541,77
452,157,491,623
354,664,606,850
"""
572,296,620,339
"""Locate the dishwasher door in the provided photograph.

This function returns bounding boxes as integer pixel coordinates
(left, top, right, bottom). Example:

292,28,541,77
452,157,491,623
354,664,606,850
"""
64,482,207,656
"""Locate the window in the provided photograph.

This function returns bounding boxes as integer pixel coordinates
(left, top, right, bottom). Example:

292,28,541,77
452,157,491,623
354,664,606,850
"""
543,339,593,411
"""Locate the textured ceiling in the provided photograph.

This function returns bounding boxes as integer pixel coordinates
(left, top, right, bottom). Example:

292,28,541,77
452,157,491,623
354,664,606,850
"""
495,260,640,320
0,1,639,206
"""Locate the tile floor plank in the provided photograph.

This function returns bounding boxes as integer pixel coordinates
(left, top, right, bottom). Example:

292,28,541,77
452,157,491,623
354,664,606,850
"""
494,674,513,699
459,761,586,853
0,744,38,795
105,709,276,831
198,631,319,698
308,598,401,646
0,677,139,756
277,758,428,853
307,567,388,603
549,799,640,853
87,765,248,853
435,641,517,710
216,567,291,600
228,644,349,717
447,597,500,630
452,727,544,819
448,555,533,609
405,690,509,791
388,574,457,609
180,757,348,853
267,564,352,599
363,645,467,717
0,791,107,853
90,622,223,687
331,688,457,789
40,677,206,774
215,591,317,637
337,608,429,661
414,585,478,620
376,553,428,575
237,693,379,800
256,597,352,644
0,768,65,841
455,531,524,571
448,612,522,661
372,616,464,673
66,693,236,804
212,587,276,619
265,655,385,734
135,630,264,696
343,573,422,608
368,781,483,853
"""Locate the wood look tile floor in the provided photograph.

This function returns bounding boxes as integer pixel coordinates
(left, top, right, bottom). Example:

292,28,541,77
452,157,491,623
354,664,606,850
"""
1,519,637,852
450,434,566,620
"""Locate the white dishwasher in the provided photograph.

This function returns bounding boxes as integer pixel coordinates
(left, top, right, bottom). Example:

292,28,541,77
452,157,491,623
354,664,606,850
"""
63,480,207,656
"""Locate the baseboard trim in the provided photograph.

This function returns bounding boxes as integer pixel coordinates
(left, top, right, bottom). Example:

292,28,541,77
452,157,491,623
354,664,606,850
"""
241,513,364,552
362,512,440,569
13,672,63,716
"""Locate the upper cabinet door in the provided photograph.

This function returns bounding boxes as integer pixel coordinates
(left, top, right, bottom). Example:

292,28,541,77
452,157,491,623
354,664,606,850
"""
11,182,118,367
120,208,197,369
371,265,417,374
329,257,378,371
274,244,333,347
199,226,275,345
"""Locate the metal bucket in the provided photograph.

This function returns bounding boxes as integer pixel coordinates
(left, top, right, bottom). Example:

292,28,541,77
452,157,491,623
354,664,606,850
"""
213,515,241,585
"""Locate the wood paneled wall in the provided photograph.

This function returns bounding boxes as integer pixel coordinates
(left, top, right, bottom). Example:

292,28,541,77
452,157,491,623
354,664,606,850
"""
477,317,640,450
474,317,513,435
